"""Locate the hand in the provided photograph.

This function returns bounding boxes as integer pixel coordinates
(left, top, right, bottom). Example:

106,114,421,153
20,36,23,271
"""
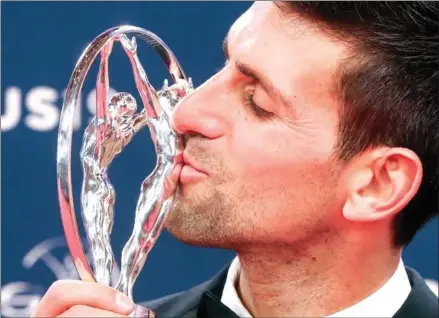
119,34,137,55
31,280,135,317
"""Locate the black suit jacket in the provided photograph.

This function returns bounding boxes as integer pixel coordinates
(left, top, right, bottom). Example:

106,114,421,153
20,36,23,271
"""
143,265,438,318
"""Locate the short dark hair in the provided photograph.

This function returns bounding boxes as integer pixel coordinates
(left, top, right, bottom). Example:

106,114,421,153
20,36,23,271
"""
277,1,438,246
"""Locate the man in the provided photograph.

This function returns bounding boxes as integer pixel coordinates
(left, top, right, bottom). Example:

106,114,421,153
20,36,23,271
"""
32,2,438,317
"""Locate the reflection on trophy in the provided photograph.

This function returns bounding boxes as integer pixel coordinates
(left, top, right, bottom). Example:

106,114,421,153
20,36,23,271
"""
56,26,194,317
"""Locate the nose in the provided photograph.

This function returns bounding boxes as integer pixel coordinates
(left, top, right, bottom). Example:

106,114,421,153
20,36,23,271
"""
172,73,226,139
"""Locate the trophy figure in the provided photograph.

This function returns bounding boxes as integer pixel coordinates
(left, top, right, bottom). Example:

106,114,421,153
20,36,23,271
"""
56,26,194,317
80,39,149,286
114,34,182,298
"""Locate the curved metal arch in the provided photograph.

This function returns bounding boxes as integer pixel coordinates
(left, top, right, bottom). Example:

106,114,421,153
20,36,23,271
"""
56,25,188,283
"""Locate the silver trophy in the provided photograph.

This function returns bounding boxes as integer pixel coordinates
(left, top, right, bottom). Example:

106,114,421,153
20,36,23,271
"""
56,26,193,317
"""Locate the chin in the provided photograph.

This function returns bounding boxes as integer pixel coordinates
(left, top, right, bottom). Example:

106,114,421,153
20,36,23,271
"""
164,182,249,247
164,207,226,248
164,218,215,247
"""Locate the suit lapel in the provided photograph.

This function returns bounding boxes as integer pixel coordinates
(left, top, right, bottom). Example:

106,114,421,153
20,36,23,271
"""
197,290,240,318
145,263,232,318
393,267,438,318
148,264,437,318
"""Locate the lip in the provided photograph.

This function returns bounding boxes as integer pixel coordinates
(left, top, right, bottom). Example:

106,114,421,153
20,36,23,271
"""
179,152,209,183
182,152,208,175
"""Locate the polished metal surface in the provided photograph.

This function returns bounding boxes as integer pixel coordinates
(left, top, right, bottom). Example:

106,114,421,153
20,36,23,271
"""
131,304,156,318
80,90,148,286
56,26,193,303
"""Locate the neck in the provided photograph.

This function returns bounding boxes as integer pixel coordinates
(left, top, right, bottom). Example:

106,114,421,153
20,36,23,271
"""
234,230,401,317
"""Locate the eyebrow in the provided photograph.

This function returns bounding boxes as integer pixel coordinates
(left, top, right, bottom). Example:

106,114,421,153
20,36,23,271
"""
223,34,292,110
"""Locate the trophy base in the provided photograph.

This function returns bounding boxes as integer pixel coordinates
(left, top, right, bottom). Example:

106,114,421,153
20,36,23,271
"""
130,304,156,318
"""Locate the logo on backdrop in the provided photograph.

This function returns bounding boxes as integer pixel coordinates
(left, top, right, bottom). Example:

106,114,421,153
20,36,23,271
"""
1,86,117,132
1,236,121,318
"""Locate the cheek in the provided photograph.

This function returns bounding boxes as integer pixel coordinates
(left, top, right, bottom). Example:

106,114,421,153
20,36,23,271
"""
222,118,340,220
228,122,336,183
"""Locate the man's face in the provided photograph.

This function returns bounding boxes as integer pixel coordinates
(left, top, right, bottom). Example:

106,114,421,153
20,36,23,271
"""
166,2,349,249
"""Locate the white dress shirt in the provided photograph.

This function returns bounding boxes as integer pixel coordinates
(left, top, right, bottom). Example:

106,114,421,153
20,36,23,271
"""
221,257,411,317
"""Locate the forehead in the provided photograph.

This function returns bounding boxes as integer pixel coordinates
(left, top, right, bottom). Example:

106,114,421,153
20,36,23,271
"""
228,2,348,108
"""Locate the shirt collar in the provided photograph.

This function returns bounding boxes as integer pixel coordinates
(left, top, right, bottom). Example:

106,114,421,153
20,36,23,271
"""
328,257,411,317
221,257,411,317
221,257,252,317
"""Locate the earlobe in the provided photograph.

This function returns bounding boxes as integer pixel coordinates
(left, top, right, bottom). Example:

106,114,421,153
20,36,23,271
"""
342,148,423,223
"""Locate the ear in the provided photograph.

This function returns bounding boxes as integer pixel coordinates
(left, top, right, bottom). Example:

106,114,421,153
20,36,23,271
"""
342,147,423,222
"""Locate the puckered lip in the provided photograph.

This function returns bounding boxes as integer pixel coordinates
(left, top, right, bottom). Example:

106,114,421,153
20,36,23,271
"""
174,151,208,175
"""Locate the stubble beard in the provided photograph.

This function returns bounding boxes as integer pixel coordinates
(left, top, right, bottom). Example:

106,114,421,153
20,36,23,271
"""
165,181,237,247
164,138,240,247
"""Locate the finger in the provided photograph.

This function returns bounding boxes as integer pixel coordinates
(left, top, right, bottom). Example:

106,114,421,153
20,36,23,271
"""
58,305,128,317
31,280,134,318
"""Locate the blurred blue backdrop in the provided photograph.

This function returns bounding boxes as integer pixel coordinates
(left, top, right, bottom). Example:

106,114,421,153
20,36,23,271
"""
1,2,437,317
